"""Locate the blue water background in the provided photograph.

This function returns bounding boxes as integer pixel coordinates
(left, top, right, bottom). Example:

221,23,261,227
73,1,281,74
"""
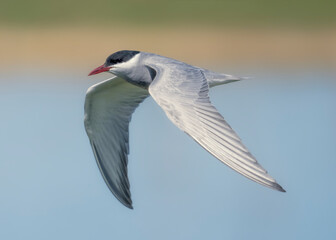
0,68,335,239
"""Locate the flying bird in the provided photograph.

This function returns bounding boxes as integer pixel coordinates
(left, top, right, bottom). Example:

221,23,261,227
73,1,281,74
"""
85,50,285,209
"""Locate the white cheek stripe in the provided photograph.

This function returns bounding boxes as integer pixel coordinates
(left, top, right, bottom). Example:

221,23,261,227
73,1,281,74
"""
113,53,141,69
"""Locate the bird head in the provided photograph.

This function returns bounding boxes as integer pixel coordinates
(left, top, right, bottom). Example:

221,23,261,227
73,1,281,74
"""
88,50,140,76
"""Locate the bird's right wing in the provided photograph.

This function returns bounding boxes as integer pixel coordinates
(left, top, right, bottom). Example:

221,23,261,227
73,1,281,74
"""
148,64,285,192
84,77,149,208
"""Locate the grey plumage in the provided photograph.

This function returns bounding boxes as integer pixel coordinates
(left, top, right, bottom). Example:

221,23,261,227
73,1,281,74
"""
85,51,285,209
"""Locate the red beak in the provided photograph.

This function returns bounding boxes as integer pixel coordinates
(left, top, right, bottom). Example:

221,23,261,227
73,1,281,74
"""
88,64,111,76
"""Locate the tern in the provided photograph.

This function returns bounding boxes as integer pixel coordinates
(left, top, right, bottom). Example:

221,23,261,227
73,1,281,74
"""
85,50,285,209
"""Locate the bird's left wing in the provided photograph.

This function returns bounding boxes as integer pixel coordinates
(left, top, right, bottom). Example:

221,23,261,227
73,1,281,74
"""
84,77,149,208
147,64,285,192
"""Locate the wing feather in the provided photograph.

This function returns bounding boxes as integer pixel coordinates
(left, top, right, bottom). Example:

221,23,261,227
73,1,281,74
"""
148,64,285,192
84,77,149,208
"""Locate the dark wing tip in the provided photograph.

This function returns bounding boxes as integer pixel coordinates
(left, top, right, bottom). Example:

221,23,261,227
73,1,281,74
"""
118,196,133,209
119,195,133,209
124,203,134,209
91,141,134,208
273,182,286,192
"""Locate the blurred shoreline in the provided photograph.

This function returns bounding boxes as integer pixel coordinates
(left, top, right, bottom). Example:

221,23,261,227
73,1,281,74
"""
1,27,335,70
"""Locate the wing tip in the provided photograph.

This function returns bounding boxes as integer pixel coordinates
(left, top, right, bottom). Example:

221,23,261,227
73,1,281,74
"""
117,194,134,209
90,141,135,209
113,192,134,209
273,182,286,193
123,202,134,209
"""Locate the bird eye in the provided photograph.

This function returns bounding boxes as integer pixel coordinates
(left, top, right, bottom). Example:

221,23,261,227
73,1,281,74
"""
108,58,122,65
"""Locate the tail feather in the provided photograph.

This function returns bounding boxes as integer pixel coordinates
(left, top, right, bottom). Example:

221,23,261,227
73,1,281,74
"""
202,69,250,88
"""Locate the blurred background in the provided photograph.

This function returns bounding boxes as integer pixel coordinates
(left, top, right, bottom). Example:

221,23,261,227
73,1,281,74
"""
1,1,335,239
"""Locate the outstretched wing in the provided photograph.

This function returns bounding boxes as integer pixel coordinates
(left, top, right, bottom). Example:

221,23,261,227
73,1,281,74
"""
84,77,149,208
148,64,285,192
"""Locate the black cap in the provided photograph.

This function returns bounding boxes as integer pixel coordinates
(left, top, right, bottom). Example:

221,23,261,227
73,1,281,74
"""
105,50,140,66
